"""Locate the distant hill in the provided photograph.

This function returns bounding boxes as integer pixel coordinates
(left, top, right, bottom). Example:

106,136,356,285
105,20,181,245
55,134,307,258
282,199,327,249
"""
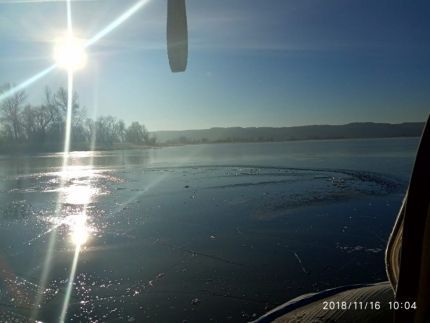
152,122,425,144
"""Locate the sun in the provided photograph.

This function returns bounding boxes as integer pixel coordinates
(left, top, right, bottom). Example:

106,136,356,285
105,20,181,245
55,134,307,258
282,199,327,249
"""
53,34,87,71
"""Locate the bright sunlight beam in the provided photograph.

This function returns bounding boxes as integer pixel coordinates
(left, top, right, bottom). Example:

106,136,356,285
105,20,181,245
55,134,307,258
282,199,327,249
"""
85,0,150,47
54,35,87,71
29,2,152,321
0,65,56,103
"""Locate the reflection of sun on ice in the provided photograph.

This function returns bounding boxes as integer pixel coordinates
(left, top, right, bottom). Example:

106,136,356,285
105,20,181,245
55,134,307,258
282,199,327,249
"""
64,184,94,247
54,34,87,71
51,165,99,247
70,214,89,247
65,185,95,205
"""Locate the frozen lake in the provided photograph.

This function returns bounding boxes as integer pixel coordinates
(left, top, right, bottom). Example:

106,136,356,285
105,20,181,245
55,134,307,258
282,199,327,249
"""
0,138,419,322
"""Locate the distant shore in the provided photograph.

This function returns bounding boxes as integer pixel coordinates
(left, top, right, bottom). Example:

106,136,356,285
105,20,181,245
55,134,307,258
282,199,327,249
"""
0,133,421,155
0,121,425,154
151,122,425,146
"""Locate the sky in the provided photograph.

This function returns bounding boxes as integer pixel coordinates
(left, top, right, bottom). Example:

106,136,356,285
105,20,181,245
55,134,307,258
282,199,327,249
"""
0,0,429,131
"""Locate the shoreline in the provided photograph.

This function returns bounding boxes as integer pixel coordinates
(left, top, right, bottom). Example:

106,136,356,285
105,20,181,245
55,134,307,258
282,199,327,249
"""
0,135,420,156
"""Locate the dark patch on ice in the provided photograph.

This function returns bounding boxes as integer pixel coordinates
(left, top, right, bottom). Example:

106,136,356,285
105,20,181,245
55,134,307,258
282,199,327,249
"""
203,166,402,194
207,179,304,189
159,166,403,218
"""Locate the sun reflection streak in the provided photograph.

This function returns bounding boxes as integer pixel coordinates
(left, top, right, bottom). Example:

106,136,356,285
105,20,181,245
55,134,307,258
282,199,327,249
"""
63,72,74,159
33,0,79,320
58,1,84,319
59,241,81,323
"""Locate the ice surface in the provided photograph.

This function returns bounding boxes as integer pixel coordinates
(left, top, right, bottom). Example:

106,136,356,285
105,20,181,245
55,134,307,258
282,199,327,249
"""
0,139,416,322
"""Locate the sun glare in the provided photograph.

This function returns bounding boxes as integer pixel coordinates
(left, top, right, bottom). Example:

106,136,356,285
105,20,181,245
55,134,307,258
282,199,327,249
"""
54,35,87,71
70,214,89,247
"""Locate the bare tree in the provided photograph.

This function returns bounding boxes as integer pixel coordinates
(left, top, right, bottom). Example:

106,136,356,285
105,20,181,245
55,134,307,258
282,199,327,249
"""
0,85,154,150
83,118,96,143
115,119,126,143
126,122,149,145
53,87,79,115
21,105,36,141
0,84,27,141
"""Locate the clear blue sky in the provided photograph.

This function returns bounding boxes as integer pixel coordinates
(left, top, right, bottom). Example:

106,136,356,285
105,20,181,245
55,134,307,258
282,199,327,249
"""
0,0,429,130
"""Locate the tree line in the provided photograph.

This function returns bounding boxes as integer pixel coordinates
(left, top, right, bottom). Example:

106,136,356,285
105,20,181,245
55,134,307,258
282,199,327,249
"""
0,84,156,152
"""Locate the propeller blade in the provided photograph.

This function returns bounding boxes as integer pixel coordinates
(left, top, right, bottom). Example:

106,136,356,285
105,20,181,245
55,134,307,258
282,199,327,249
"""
167,0,188,72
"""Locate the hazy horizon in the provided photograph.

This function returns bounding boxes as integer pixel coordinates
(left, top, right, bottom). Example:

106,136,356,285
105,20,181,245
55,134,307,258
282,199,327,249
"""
150,120,426,133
